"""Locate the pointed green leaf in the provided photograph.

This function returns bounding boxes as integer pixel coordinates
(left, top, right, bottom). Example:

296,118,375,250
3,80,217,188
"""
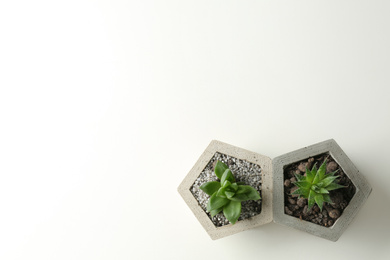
307,168,315,183
207,193,230,212
294,181,311,189
230,185,260,202
304,168,311,178
311,162,317,172
317,159,327,181
236,185,254,195
210,207,223,217
295,173,304,181
214,161,228,179
221,169,235,184
223,201,241,225
292,187,310,198
314,194,324,211
200,181,221,196
319,188,329,194
237,185,260,199
323,194,333,204
322,176,340,187
307,190,316,210
207,193,215,211
312,171,321,185
326,169,339,177
326,183,345,191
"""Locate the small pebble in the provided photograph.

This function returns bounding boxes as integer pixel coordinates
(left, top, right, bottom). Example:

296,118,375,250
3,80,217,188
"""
285,206,293,216
290,177,296,183
227,158,233,166
212,160,217,168
307,158,314,170
297,198,306,207
284,179,291,187
303,205,309,216
329,209,341,219
288,198,296,205
298,163,307,173
328,220,334,226
327,161,338,172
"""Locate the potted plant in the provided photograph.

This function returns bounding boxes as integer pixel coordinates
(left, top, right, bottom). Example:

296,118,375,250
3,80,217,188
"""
199,160,261,225
178,140,273,240
272,139,372,241
179,139,371,241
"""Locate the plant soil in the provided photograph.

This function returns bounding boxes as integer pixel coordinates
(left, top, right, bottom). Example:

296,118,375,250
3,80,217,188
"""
191,152,262,227
283,153,356,227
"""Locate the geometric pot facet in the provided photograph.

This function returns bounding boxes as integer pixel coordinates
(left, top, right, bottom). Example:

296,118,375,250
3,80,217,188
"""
178,140,273,240
272,139,372,241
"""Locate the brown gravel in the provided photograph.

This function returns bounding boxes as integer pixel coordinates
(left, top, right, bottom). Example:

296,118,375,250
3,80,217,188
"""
283,153,356,228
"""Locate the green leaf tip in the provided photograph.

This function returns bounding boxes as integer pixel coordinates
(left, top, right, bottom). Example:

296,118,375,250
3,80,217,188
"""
200,181,220,196
221,169,235,184
223,201,241,225
214,161,228,179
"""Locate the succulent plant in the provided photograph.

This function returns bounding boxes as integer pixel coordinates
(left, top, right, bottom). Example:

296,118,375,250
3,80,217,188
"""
199,160,261,225
292,159,345,211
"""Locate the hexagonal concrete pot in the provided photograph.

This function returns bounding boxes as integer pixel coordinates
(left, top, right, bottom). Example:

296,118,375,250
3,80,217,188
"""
273,139,372,241
178,140,273,240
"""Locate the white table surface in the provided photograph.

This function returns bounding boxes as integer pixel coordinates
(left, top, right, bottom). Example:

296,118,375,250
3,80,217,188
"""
1,1,389,259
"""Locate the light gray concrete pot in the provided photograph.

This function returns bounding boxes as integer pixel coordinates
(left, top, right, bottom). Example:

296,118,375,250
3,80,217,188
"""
179,139,371,241
273,139,372,241
178,140,273,240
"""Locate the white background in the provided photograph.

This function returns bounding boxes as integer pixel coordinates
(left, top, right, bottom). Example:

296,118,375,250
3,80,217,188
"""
1,1,389,259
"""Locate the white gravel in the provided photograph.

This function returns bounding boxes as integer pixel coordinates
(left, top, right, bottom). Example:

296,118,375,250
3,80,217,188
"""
190,152,262,227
